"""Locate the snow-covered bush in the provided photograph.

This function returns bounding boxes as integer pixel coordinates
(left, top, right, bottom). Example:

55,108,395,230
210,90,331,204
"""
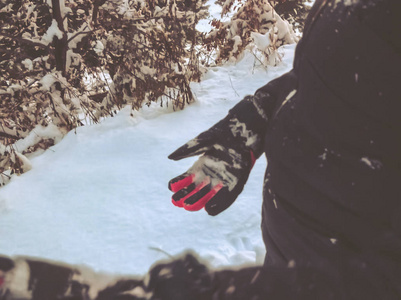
101,0,208,110
0,0,208,185
203,0,298,66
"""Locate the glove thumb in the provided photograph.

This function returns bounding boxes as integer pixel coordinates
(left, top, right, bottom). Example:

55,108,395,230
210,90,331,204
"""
168,131,215,161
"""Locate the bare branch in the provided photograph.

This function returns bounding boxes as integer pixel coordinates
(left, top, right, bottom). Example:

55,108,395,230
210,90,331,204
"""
0,33,50,50
67,29,91,44
0,131,19,141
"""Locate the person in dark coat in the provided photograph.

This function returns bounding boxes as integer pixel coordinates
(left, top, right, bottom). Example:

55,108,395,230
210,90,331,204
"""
168,0,401,297
0,1,399,299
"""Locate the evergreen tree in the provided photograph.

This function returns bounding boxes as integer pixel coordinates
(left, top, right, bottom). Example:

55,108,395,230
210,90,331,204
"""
203,0,298,66
0,0,208,185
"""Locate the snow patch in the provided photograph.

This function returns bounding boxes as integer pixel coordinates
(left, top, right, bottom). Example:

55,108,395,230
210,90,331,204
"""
21,59,33,71
14,153,32,173
42,19,64,45
5,259,31,299
93,40,104,55
68,24,90,49
274,89,297,117
334,0,361,8
14,124,65,154
250,32,271,52
39,73,57,91
360,157,382,170
232,35,242,54
190,155,238,190
229,118,260,150
288,260,296,268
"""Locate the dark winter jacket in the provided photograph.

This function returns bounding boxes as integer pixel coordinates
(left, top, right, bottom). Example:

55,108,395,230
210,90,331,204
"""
230,0,401,298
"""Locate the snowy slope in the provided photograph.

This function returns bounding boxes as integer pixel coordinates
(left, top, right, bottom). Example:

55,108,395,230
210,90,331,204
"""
0,45,295,276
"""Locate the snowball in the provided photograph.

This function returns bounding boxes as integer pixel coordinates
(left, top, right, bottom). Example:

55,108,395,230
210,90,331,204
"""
360,157,383,170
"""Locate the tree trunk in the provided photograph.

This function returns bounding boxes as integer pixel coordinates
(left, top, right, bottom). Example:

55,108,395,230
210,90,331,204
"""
52,0,68,76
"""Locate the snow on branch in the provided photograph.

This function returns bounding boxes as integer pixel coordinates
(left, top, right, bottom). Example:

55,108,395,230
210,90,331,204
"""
204,0,298,66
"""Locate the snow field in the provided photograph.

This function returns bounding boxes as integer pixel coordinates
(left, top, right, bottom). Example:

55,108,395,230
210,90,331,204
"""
0,44,295,276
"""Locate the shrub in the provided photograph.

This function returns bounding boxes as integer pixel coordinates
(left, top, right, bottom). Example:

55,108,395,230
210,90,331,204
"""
0,0,208,185
203,0,298,66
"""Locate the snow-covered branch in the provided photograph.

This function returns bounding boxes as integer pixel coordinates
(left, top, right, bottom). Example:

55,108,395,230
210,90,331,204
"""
0,0,210,186
204,0,298,66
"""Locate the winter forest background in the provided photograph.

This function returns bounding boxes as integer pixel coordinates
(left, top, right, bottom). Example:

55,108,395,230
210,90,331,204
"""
1,0,311,275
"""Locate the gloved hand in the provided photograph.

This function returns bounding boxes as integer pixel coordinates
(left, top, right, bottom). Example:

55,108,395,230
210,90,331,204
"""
168,114,258,216
167,71,298,215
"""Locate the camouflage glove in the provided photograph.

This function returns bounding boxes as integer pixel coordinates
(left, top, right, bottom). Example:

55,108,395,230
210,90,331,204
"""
168,71,297,215
168,101,265,216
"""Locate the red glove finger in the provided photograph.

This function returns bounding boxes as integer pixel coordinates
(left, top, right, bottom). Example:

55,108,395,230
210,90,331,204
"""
172,182,196,207
184,182,224,211
171,177,211,208
169,173,195,193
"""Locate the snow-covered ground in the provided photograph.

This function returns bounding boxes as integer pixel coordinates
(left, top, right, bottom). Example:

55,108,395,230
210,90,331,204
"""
0,9,295,276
